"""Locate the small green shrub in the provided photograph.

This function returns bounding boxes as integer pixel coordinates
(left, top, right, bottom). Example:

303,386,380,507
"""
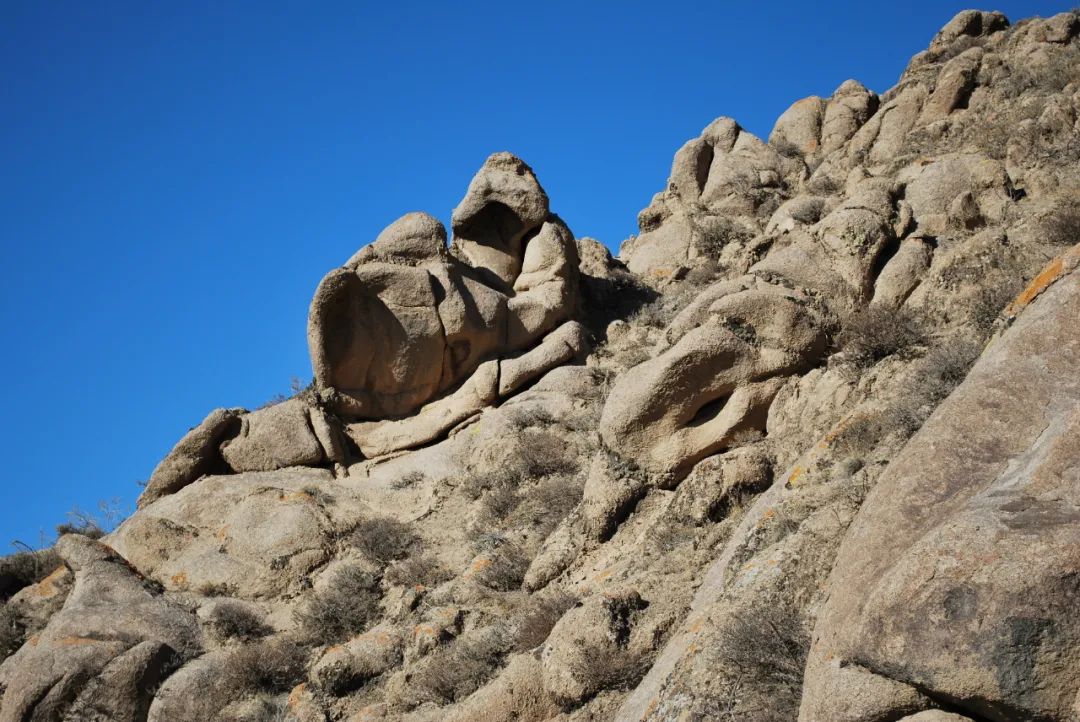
296,564,381,643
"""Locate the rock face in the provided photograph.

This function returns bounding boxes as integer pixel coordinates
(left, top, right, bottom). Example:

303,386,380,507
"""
5,8,1080,722
308,152,583,421
800,248,1080,722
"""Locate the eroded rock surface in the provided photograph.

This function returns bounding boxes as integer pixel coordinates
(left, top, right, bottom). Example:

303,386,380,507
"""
6,9,1080,722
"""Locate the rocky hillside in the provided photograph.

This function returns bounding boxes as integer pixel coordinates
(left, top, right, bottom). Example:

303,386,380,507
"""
2,9,1079,722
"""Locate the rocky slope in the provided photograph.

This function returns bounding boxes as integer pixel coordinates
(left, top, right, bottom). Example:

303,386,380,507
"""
2,9,1079,722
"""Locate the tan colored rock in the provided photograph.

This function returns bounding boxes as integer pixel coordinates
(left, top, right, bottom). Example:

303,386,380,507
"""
311,624,404,693
801,248,1080,721
347,211,448,267
820,79,880,156
220,398,327,472
541,589,650,705
0,536,200,722
872,237,935,308
928,10,1008,54
898,712,975,722
770,96,826,156
113,469,341,599
600,277,826,480
444,653,561,722
451,152,550,284
138,408,242,507
918,47,983,123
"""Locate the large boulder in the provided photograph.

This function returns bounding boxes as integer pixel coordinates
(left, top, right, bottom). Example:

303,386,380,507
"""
0,536,200,722
599,276,827,481
800,247,1080,721
307,152,582,426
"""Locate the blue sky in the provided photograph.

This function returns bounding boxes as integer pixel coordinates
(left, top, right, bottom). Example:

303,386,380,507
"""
0,1,1071,548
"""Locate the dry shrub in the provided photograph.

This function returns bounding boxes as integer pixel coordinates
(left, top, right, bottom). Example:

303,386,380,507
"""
301,485,335,506
0,548,61,601
347,517,418,565
714,602,811,720
0,604,25,660
296,564,381,644
391,470,426,490
840,305,925,366
1043,206,1080,247
384,553,452,588
206,600,272,642
469,543,528,592
410,626,510,704
222,637,307,695
515,591,578,652
771,138,802,158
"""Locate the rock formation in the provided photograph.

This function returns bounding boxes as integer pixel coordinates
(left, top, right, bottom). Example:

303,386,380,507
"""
3,8,1080,722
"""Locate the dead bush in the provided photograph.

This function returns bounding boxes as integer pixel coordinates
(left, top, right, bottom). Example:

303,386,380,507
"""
206,600,272,642
301,485,335,506
517,430,580,478
391,470,426,490
0,547,61,601
839,305,925,366
469,543,528,592
295,564,381,644
1043,206,1080,247
0,604,26,660
514,591,577,652
771,138,802,158
347,517,418,565
715,602,811,717
221,637,307,695
410,626,510,704
384,553,452,589
916,338,982,404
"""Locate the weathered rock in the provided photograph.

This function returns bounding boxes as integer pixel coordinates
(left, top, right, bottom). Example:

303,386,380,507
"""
139,408,242,507
599,277,826,480
801,248,1080,721
451,152,550,285
114,469,343,599
541,589,651,705
220,398,328,472
0,536,199,722
311,624,404,693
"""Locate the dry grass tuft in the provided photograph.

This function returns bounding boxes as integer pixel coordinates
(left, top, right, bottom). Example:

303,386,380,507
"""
295,564,381,644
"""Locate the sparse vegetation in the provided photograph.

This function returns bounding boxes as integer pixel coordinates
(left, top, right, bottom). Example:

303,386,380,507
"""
1043,206,1080,247
0,604,26,660
0,546,61,601
347,516,418,565
391,470,426,489
384,553,452,588
301,485,335,506
712,602,811,721
514,591,577,651
206,600,272,642
771,138,803,158
409,626,511,704
295,564,381,643
222,637,307,694
839,305,926,367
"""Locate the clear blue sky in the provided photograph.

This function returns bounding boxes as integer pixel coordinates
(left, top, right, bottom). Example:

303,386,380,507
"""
0,1,1071,548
